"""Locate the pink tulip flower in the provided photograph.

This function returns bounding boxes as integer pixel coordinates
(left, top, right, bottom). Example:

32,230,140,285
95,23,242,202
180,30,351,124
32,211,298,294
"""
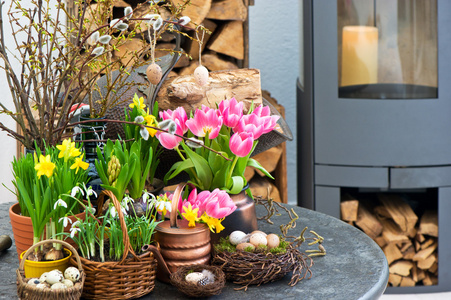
156,124,183,149
185,106,223,139
178,188,204,218
160,107,188,134
229,132,254,157
217,98,244,128
203,189,237,219
234,113,266,139
252,105,280,134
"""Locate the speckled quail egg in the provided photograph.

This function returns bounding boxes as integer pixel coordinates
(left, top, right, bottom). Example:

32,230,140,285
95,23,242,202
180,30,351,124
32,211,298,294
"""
266,233,280,249
38,272,49,283
45,270,64,285
51,282,68,290
27,278,41,286
36,282,50,289
236,242,255,252
64,266,80,282
249,233,268,247
62,279,74,288
229,230,247,245
185,272,205,284
146,63,163,85
194,65,209,86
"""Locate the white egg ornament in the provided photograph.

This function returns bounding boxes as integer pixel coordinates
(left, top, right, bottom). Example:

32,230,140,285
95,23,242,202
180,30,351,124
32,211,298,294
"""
229,230,247,245
249,233,267,247
185,272,205,284
266,233,280,249
146,63,163,85
194,65,209,86
64,266,81,282
45,270,64,285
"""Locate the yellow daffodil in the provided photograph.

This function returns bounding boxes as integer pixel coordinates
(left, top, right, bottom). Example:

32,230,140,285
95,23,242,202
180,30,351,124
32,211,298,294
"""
182,204,199,227
56,139,81,161
144,114,157,137
129,94,146,110
70,153,90,174
34,154,56,178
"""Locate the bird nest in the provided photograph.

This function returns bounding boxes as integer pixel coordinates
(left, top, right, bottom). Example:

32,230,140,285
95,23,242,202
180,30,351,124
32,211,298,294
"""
212,244,313,291
170,264,226,298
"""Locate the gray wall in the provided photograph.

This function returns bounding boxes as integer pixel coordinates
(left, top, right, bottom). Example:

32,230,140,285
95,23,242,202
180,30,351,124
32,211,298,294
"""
249,1,300,204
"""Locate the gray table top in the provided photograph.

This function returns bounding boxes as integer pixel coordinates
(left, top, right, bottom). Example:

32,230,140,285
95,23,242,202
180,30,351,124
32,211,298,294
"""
0,201,388,300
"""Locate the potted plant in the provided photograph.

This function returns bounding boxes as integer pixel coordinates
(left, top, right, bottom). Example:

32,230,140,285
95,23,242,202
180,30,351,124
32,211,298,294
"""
154,97,280,237
8,139,90,263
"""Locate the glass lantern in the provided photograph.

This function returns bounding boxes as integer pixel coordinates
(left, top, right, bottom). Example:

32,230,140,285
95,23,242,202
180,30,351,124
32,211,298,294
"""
337,0,437,99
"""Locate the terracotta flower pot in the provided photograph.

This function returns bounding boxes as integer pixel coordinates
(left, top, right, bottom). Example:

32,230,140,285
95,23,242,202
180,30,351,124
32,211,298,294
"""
9,203,84,258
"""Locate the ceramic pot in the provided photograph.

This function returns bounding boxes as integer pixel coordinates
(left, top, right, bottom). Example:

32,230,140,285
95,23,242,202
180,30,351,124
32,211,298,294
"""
9,203,84,258
20,247,72,278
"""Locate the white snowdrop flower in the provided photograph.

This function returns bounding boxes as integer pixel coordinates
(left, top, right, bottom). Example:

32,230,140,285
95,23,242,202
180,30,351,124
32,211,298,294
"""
124,7,133,19
91,31,100,43
86,186,97,198
87,206,96,215
71,186,84,197
54,199,67,209
179,16,190,26
134,116,144,123
70,227,81,238
164,201,172,212
92,46,104,56
109,206,118,218
186,137,204,148
98,35,112,45
157,201,166,212
58,216,72,228
140,127,149,140
71,220,80,229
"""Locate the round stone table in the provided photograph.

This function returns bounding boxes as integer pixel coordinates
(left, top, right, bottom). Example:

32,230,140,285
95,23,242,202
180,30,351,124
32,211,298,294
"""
0,202,388,299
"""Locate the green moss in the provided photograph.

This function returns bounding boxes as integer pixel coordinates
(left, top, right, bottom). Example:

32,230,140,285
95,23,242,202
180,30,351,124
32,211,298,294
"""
214,237,237,253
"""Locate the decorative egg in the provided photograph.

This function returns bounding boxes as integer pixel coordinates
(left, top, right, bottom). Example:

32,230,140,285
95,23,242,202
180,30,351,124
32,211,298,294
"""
146,63,163,85
62,279,74,288
36,282,50,289
51,282,68,290
45,270,64,285
249,233,268,247
236,242,255,252
38,272,48,283
194,65,209,86
64,266,80,282
251,230,267,237
27,278,41,285
266,233,280,249
185,272,205,284
229,230,247,245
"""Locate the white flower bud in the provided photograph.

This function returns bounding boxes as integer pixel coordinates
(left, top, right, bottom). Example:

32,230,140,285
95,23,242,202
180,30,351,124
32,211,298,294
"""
186,137,204,148
179,16,190,26
98,35,112,45
92,46,104,56
124,7,133,19
134,116,144,123
90,31,100,43
140,127,149,140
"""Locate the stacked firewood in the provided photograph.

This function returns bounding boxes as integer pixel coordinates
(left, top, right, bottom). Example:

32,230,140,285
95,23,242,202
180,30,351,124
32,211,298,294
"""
341,193,438,287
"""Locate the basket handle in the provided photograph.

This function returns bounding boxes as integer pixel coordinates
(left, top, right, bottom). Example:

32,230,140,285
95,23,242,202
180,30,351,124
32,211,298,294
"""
170,183,189,228
19,239,83,272
101,190,139,264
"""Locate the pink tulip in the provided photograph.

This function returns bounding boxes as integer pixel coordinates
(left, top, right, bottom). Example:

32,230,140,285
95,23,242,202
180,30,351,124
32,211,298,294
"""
203,189,237,219
178,188,204,218
252,105,280,134
185,106,223,139
229,132,254,157
217,98,244,128
160,107,188,134
234,113,266,139
156,124,183,149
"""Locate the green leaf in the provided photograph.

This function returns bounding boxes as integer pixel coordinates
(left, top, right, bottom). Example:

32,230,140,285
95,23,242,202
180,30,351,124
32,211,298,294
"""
247,158,274,179
164,159,195,182
229,176,244,194
181,143,212,189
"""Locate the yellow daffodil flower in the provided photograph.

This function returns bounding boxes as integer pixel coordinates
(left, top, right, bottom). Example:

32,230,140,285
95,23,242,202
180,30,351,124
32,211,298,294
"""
56,139,81,161
129,94,146,110
144,114,157,137
182,204,199,227
35,154,56,178
70,153,90,174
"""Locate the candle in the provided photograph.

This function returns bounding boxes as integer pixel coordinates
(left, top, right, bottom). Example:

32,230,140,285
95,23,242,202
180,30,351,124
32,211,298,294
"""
341,26,378,87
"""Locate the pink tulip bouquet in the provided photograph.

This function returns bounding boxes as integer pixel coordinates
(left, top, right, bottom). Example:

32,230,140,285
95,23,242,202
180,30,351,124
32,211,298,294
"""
156,187,237,233
157,97,280,194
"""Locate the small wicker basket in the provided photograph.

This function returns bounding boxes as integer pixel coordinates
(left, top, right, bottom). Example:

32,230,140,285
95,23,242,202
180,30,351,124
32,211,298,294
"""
16,239,86,300
72,190,158,300
170,264,226,298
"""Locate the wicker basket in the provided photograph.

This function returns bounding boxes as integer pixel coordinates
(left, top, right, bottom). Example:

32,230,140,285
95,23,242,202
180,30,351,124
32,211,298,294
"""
212,244,313,291
71,190,158,300
16,239,86,300
170,264,226,298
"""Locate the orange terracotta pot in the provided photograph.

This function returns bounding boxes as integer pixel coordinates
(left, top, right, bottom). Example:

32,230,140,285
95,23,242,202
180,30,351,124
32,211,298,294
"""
9,203,84,258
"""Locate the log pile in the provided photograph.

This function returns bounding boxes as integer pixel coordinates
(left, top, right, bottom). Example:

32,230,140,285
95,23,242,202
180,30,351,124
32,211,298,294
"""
341,193,438,287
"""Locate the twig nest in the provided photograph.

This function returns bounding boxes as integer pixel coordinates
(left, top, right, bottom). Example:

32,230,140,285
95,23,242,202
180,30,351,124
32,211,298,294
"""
146,63,163,85
194,65,209,86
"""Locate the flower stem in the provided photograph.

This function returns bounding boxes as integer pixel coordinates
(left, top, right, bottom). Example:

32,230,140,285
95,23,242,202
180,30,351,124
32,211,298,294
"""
226,156,239,187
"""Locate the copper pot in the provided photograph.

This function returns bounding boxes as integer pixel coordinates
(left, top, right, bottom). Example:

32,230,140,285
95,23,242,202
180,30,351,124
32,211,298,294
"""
142,184,211,283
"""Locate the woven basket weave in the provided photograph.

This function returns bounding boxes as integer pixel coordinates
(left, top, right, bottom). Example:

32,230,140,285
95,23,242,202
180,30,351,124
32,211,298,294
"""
70,190,157,300
16,239,86,300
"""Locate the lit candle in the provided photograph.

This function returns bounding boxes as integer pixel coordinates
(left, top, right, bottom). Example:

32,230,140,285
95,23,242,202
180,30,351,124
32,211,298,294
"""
341,26,378,87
